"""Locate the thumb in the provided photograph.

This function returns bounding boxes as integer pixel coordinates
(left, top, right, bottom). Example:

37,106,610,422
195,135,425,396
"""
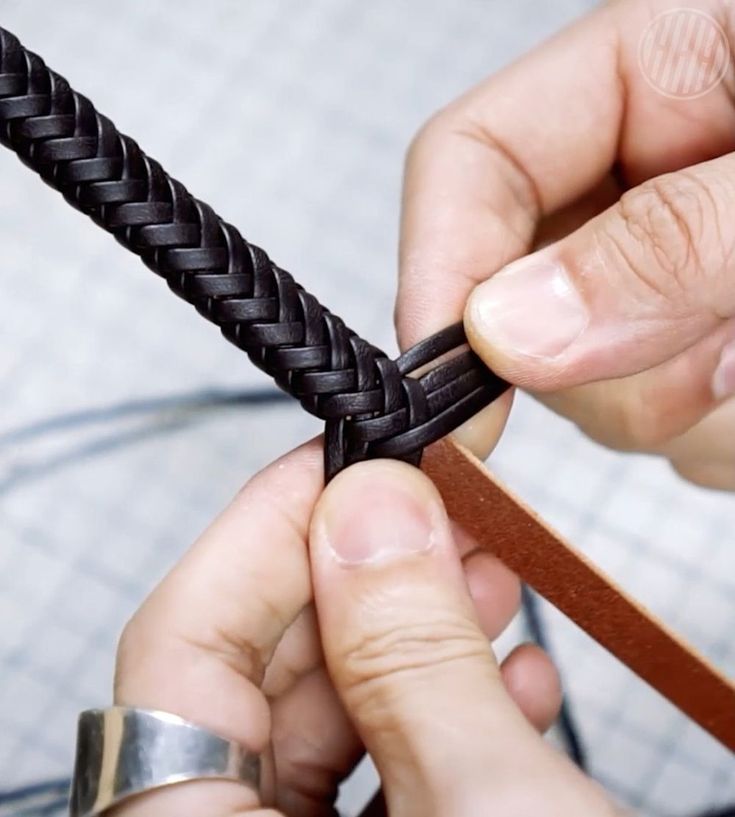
308,460,614,816
464,156,735,395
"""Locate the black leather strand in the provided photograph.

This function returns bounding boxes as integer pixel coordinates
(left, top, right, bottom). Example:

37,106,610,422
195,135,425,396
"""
0,27,510,479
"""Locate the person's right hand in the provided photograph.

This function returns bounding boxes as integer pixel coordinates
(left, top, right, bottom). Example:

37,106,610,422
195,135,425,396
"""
397,0,735,491
113,445,622,817
311,460,622,817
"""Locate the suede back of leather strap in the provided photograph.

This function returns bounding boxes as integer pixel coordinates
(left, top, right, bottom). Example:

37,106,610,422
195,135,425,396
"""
421,439,735,753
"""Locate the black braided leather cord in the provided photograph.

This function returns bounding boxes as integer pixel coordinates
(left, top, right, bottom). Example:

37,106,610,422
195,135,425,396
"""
0,27,510,479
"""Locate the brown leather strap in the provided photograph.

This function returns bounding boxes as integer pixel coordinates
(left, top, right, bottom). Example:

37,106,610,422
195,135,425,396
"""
421,438,735,752
357,439,734,815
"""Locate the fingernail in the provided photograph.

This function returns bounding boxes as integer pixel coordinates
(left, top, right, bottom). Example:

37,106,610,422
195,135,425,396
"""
712,340,735,400
467,260,589,359
319,463,440,567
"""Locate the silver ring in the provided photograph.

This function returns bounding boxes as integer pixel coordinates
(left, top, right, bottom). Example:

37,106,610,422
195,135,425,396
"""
69,706,261,816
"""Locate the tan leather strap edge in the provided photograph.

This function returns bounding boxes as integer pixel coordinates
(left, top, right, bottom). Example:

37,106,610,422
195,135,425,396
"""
421,438,735,753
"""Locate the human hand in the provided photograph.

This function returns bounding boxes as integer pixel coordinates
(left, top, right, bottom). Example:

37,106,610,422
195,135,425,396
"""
398,0,735,491
112,442,619,816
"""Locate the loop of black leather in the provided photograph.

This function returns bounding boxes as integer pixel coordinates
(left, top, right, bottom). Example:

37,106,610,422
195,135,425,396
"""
0,27,510,479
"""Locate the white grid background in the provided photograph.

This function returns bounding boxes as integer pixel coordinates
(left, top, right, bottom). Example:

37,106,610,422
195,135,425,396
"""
0,1,733,814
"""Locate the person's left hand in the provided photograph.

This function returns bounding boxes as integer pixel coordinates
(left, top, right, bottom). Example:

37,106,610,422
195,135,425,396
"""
112,440,564,816
396,0,735,491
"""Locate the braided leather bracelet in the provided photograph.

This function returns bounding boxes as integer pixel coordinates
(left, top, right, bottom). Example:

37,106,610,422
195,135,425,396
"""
2,25,734,754
0,26,509,481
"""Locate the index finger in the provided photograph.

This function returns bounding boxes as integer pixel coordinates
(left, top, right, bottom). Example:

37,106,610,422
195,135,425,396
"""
112,440,323,815
396,7,622,347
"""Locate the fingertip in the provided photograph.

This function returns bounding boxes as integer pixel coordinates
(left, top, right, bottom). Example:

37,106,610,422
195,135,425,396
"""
320,458,438,509
312,459,442,552
463,551,521,640
500,643,563,734
464,284,519,384
463,256,588,392
225,436,325,536
310,459,450,571
670,458,735,492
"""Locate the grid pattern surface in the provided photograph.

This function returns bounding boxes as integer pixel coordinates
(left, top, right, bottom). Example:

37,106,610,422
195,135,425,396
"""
0,2,732,815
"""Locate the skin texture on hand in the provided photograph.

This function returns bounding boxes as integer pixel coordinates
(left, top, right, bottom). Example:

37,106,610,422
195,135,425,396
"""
397,0,735,490
112,442,622,817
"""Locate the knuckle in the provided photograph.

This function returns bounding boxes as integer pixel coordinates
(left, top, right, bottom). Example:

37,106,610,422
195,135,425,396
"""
275,757,340,808
336,613,491,720
671,458,735,491
117,598,266,684
601,173,727,303
194,621,267,681
604,373,695,452
404,112,446,172
562,387,668,452
115,616,137,668
114,614,144,691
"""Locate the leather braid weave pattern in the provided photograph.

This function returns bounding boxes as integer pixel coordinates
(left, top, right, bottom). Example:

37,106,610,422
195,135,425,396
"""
0,27,510,479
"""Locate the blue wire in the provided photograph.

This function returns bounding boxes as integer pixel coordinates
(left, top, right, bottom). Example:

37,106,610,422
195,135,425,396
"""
11,796,68,817
0,777,69,805
0,387,289,446
521,584,587,769
0,387,292,497
1,390,730,816
0,387,292,815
